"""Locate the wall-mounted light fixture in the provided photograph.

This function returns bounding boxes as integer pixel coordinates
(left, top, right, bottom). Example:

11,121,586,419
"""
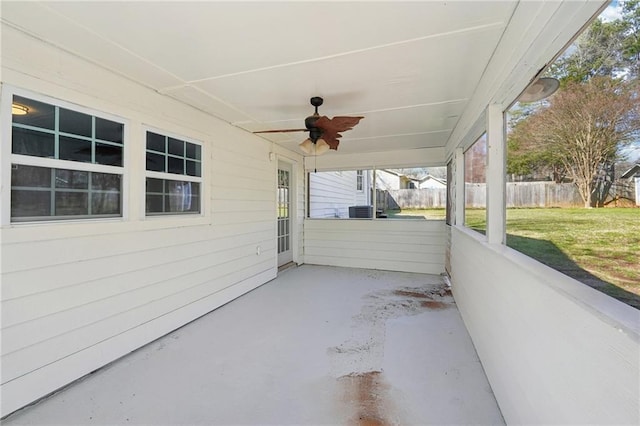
519,77,560,102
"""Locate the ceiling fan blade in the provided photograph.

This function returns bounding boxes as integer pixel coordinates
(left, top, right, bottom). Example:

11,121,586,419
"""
253,128,307,134
321,130,342,150
315,116,364,133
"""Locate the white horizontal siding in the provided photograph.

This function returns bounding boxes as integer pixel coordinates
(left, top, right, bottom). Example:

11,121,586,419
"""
450,226,640,425
303,219,445,274
309,171,358,218
0,26,304,416
0,267,274,420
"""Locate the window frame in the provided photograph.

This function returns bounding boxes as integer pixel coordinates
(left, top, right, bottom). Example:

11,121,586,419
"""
463,132,487,234
142,126,204,218
356,170,364,192
1,86,129,225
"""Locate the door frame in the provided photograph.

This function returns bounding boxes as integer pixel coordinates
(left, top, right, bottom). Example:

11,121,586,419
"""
276,156,298,270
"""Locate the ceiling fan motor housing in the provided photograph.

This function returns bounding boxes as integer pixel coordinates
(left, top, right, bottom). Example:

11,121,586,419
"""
306,118,322,143
308,126,322,143
305,98,322,143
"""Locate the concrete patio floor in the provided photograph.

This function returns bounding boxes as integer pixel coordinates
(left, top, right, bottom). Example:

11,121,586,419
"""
3,265,504,425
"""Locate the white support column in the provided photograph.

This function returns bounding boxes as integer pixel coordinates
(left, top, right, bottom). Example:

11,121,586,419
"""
454,147,465,226
486,103,506,245
372,168,377,219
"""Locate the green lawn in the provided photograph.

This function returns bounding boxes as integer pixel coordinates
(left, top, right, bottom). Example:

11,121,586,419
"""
389,207,640,309
386,208,446,220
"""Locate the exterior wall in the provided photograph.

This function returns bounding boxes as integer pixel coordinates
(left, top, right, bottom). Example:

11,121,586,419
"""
449,226,640,425
303,219,446,274
309,171,358,218
354,170,371,206
0,26,304,416
354,187,369,206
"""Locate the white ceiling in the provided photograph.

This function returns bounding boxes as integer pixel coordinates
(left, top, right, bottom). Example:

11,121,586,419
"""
1,1,605,159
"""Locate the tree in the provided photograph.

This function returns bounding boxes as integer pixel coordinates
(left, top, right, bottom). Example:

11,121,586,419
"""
507,77,640,207
548,1,640,82
549,18,626,84
620,0,640,79
507,133,567,182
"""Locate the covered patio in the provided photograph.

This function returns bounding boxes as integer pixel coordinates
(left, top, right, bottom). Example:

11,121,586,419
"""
2,1,638,424
2,266,503,425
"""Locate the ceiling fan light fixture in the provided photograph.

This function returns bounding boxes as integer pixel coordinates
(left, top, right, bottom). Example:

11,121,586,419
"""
12,103,29,115
299,138,314,154
315,138,330,155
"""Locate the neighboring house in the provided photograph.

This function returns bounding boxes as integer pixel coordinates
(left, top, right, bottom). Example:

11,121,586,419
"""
311,170,447,214
309,170,372,218
375,169,403,190
416,175,447,189
375,170,447,190
621,164,640,206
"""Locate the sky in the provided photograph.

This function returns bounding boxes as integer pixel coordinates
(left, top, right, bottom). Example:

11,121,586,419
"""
600,0,623,22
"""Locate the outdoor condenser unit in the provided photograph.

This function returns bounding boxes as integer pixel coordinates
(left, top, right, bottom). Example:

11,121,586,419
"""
348,205,373,218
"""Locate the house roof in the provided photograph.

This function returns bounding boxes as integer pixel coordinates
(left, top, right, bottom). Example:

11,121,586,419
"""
418,175,447,186
379,169,403,177
2,1,607,165
621,164,640,179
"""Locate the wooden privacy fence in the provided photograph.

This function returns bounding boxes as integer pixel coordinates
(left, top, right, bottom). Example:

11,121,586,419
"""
497,182,632,207
505,182,583,208
377,188,447,209
377,182,595,209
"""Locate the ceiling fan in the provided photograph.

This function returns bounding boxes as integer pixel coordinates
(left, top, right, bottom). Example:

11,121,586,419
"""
253,97,364,155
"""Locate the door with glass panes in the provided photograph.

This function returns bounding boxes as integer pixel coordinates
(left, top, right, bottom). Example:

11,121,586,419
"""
277,161,293,266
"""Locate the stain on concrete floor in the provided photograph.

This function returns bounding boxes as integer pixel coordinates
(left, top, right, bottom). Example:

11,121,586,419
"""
339,371,390,426
332,280,454,424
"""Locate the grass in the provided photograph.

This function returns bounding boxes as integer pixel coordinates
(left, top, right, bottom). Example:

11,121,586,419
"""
386,208,446,220
389,207,640,309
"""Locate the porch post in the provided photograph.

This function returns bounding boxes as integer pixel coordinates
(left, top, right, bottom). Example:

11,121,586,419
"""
486,103,506,245
372,168,377,219
454,147,465,226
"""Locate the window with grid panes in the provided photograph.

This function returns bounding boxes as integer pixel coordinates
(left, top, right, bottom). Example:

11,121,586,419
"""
145,130,202,215
10,94,124,221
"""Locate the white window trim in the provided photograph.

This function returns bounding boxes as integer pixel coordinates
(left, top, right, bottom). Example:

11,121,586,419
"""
141,125,205,219
356,170,364,192
1,85,130,226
